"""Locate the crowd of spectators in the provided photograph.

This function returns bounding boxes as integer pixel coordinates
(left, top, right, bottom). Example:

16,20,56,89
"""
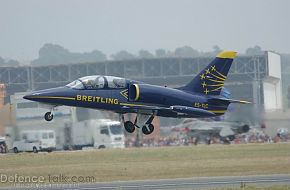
125,136,190,147
125,128,290,148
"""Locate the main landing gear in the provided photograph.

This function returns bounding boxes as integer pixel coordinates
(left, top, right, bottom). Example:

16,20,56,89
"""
124,121,135,133
122,114,155,135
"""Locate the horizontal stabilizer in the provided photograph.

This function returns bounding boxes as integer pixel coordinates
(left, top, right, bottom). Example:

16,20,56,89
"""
208,98,251,105
228,99,251,104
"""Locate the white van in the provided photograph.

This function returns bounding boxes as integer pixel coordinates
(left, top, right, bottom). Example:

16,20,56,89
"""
93,120,125,149
12,140,41,153
13,130,56,153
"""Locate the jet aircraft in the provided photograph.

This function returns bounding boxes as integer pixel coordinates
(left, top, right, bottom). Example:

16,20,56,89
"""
172,118,250,145
24,51,250,135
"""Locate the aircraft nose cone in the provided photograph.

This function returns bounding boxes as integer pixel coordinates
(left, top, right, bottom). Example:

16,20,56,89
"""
23,92,39,101
23,87,70,102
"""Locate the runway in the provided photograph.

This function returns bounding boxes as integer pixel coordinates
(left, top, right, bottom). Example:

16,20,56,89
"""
5,174,290,190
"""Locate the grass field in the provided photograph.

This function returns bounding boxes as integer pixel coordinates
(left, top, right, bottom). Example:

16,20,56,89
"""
0,143,290,186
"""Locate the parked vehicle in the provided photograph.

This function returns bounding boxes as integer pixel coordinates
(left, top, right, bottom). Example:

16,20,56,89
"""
13,130,56,153
12,139,41,153
93,120,125,149
65,119,125,150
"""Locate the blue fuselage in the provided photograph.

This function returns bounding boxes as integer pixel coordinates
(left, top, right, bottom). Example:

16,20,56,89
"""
24,81,228,118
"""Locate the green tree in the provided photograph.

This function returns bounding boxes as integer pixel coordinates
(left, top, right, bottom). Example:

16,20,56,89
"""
174,46,199,57
212,45,222,54
111,50,135,60
138,50,154,59
32,43,107,65
0,57,4,65
155,49,167,57
6,59,19,66
245,45,263,55
0,57,19,66
85,50,107,62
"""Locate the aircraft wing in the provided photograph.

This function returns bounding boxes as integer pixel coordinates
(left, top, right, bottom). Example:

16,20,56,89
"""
188,128,215,135
188,122,248,138
121,104,215,116
121,104,170,111
120,104,170,114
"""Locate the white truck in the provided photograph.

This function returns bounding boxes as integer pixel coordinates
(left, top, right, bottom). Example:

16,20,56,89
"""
67,119,125,150
12,130,56,153
93,120,125,149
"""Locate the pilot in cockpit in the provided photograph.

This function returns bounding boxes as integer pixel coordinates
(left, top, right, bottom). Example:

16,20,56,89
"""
94,77,104,89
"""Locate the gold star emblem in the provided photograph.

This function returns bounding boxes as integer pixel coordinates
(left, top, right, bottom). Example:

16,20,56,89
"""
202,81,206,88
205,69,210,74
204,88,209,95
200,74,205,80
211,65,216,71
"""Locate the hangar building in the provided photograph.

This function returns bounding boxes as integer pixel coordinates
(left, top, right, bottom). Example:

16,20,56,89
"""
0,51,282,111
0,51,282,132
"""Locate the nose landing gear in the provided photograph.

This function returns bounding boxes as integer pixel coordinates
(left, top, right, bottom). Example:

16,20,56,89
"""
44,112,53,121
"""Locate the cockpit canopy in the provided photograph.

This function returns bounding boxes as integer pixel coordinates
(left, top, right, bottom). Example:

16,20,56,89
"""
66,75,127,90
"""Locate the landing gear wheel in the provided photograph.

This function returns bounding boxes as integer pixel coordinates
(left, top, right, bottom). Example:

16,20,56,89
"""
44,112,53,121
142,124,154,135
124,121,135,133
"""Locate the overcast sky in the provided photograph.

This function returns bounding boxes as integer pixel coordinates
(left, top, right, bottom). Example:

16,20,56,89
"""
0,0,289,60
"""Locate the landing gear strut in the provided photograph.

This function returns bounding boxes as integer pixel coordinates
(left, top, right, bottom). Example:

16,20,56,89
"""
44,112,53,121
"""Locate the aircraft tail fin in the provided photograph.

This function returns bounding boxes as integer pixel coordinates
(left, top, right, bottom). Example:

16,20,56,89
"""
180,51,237,95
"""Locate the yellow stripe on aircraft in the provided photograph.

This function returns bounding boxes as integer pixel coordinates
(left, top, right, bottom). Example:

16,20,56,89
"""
208,110,227,114
206,83,224,87
209,73,226,81
32,96,75,100
215,70,227,79
119,102,145,107
209,86,223,92
206,78,225,84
